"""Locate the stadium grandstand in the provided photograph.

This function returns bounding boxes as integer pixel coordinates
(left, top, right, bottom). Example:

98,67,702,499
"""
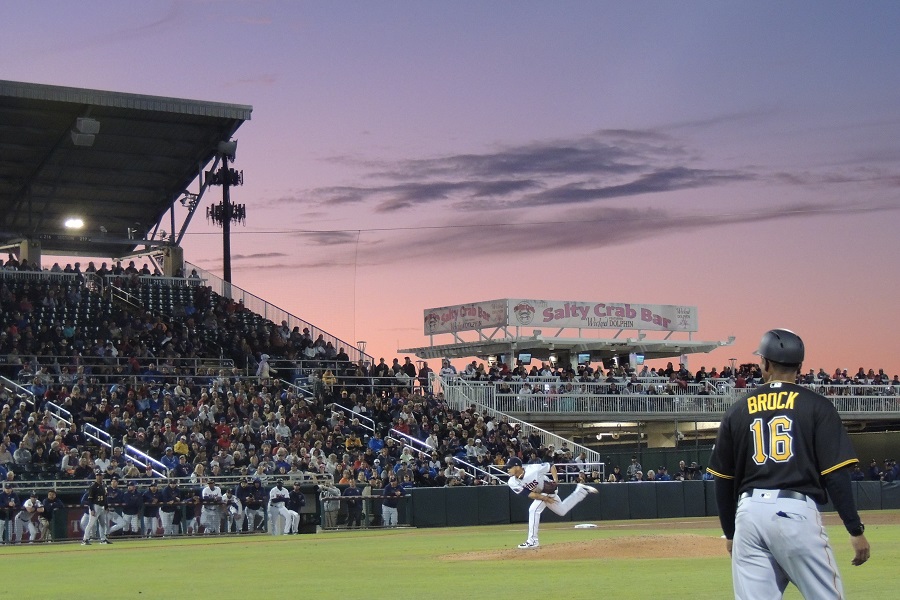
1,80,898,543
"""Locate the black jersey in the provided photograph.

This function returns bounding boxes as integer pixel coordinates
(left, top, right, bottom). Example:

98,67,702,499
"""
708,381,857,503
86,482,107,507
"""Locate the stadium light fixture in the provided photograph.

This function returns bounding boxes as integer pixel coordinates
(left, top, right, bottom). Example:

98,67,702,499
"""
64,217,84,229
70,117,100,147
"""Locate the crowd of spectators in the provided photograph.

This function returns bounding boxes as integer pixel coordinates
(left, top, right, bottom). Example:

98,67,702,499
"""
1,264,898,503
440,357,899,398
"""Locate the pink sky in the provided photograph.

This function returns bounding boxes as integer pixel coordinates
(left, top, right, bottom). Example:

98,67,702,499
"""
3,2,899,373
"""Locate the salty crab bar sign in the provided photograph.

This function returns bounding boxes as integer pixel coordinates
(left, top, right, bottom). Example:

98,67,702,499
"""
508,299,697,332
424,299,697,334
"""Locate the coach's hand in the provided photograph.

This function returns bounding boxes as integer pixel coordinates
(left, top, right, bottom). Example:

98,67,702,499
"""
850,534,870,566
725,539,733,557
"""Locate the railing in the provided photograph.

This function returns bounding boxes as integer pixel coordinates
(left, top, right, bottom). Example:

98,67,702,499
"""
442,379,900,420
493,378,733,396
329,403,437,465
123,445,168,478
331,403,377,434
12,472,331,493
186,261,372,365
0,355,237,381
482,460,607,483
435,374,602,464
45,401,73,427
0,270,84,284
0,376,36,409
108,284,144,312
279,378,314,399
84,423,113,450
451,455,504,483
102,274,207,288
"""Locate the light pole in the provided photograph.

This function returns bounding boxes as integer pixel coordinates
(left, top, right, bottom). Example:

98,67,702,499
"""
205,140,244,288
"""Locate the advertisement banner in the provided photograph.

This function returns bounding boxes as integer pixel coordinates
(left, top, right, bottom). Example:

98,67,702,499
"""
507,299,698,332
423,299,508,335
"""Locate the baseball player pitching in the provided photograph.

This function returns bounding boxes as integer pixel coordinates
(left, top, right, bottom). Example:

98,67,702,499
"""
505,456,597,548
708,328,871,599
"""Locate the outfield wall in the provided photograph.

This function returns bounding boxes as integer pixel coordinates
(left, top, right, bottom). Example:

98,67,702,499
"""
408,481,900,528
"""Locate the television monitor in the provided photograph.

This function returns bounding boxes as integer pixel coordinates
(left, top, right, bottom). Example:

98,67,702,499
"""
517,353,532,365
577,353,591,365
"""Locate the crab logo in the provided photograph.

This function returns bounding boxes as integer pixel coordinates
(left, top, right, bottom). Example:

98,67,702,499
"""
513,302,536,325
425,312,441,334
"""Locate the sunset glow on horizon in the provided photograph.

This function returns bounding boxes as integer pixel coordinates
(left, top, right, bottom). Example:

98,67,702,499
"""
3,1,899,374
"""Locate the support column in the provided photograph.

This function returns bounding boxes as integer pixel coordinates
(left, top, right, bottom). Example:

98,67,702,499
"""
19,240,41,270
161,246,184,277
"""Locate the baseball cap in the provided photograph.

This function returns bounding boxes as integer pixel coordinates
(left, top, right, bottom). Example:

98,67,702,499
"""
127,481,136,487
505,457,523,469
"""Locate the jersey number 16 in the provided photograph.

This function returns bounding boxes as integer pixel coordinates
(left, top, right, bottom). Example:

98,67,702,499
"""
750,416,794,465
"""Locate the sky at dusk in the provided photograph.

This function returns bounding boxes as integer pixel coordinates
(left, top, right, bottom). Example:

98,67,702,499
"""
3,1,900,373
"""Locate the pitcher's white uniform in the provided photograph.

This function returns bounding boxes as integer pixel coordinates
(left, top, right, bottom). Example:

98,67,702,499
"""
506,459,595,548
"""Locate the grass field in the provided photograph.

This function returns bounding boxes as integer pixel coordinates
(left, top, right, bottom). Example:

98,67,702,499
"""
2,511,896,599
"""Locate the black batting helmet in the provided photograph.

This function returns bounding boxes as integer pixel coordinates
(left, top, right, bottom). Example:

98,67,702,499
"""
754,329,805,365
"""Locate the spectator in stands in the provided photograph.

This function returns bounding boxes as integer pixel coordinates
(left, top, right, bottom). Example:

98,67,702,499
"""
867,459,882,480
608,466,623,482
0,443,12,468
626,456,642,479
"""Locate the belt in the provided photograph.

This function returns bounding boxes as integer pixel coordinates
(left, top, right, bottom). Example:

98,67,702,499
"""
739,489,807,501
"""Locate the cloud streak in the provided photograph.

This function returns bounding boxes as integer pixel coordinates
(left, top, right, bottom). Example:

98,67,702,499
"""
308,129,739,213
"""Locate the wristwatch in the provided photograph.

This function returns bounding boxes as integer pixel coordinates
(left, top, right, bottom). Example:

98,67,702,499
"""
848,523,865,537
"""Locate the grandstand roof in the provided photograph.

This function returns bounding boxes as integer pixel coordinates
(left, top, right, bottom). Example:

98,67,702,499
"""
0,80,251,258
400,335,734,364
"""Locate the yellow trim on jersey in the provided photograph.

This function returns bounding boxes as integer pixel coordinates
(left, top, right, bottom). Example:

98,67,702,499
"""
821,458,858,476
706,467,733,479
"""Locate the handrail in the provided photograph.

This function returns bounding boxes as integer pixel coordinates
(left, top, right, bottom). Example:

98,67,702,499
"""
0,376,36,409
0,355,237,379
331,403,376,434
451,455,504,483
436,374,602,464
279,378,314,399
83,423,113,450
389,428,432,455
123,445,168,478
45,401,73,427
186,261,373,365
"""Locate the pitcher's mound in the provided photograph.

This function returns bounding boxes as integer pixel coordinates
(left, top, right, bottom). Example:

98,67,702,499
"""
445,534,724,561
